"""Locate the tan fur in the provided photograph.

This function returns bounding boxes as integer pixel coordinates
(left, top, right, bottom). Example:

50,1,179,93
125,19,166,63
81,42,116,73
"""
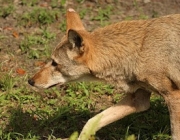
28,9,180,140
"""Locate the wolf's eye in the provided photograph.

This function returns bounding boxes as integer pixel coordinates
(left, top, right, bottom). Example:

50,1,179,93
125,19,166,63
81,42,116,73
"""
52,60,58,66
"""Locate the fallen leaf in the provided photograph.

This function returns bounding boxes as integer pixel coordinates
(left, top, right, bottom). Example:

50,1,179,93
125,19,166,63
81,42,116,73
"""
3,27,13,31
40,2,49,7
13,31,19,38
16,68,26,75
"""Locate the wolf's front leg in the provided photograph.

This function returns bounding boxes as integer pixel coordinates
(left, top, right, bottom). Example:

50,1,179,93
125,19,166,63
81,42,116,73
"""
78,89,151,140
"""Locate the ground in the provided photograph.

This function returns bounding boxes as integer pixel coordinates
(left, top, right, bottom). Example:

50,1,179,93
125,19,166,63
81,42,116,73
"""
0,0,180,140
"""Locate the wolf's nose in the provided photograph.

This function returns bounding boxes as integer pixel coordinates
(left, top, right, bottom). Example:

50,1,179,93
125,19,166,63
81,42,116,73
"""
28,79,35,86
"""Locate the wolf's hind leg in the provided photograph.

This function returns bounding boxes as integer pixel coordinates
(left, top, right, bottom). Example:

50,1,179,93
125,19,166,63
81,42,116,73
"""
78,89,151,140
164,91,180,140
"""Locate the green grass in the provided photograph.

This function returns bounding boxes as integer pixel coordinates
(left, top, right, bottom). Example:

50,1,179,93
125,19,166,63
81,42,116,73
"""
0,4,14,18
19,7,59,27
0,73,171,140
19,29,55,59
21,0,38,6
92,6,113,26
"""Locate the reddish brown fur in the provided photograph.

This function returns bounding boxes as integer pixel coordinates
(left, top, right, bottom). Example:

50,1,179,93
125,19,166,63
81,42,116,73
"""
29,9,180,140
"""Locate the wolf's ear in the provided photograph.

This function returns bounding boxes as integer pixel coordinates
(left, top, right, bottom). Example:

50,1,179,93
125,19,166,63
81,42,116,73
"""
68,29,83,49
66,8,85,32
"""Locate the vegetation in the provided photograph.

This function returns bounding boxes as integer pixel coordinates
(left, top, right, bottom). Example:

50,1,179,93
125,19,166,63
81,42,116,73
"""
19,29,55,59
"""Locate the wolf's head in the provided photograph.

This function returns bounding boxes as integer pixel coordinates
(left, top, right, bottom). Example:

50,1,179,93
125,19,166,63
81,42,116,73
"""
28,8,99,88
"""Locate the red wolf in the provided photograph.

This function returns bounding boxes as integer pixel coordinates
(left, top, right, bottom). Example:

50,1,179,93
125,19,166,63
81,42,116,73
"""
28,8,180,140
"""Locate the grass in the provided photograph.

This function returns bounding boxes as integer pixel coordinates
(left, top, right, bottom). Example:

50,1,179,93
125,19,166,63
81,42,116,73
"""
0,1,172,140
21,0,38,6
19,29,55,59
92,6,113,26
19,7,59,27
0,4,14,18
0,83,171,140
0,73,171,139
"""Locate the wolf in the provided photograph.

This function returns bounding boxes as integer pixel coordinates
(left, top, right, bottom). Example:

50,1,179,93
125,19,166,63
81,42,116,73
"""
28,8,180,140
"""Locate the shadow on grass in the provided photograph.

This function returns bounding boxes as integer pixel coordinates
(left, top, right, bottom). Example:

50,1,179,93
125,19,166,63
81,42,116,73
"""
3,98,171,140
3,106,92,139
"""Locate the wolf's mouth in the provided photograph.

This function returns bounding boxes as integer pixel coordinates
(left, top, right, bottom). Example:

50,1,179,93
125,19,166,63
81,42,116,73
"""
48,82,64,88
